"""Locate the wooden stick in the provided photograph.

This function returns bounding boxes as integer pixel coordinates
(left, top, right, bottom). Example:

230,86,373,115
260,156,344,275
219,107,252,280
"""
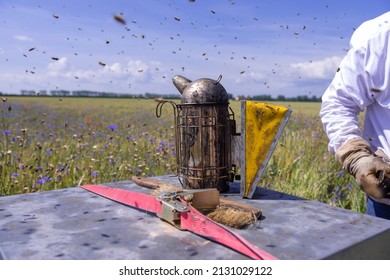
131,176,163,189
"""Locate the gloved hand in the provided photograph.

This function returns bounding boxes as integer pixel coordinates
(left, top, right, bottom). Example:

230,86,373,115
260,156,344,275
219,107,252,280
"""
335,138,390,199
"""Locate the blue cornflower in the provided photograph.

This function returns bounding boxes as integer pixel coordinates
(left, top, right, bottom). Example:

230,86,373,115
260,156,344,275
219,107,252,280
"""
108,124,118,131
159,141,166,146
134,168,142,174
36,176,51,185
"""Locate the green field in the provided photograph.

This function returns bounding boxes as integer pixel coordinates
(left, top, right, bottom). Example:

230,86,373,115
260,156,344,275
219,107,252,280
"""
0,96,364,213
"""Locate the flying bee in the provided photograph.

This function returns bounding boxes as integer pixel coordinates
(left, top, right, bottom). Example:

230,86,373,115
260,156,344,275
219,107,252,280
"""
114,14,126,25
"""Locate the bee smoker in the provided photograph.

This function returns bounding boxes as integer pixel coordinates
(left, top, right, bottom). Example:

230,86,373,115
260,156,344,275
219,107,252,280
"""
157,75,237,192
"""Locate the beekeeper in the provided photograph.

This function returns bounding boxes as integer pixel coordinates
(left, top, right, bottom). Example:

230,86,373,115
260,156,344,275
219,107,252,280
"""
320,11,390,219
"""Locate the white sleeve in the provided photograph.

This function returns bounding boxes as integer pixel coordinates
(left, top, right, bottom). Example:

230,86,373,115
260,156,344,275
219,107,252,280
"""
320,44,375,154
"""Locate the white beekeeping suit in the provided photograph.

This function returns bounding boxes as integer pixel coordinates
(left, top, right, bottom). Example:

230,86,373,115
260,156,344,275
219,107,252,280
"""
320,11,390,206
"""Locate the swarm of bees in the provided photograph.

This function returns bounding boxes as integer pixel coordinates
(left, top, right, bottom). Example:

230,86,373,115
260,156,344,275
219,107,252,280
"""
2,1,338,97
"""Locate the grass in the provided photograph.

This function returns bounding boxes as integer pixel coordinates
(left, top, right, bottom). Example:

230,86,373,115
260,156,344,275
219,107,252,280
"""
0,96,364,213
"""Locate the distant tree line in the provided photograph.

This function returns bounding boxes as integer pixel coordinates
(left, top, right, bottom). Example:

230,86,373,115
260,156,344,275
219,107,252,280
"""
0,90,320,102
235,94,321,102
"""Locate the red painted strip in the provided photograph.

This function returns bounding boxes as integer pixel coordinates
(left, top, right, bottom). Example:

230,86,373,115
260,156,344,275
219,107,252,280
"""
80,184,277,260
179,198,277,260
81,184,162,214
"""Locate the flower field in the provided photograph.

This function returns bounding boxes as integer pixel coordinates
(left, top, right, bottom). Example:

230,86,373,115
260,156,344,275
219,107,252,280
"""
0,96,365,213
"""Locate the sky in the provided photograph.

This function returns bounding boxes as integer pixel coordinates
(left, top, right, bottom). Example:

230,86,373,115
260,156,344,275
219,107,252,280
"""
1,0,390,98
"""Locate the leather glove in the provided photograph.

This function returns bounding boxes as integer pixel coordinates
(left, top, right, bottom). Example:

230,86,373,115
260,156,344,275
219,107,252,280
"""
335,138,390,199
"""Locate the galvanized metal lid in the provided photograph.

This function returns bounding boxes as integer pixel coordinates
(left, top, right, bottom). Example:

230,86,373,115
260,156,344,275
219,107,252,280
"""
172,75,229,104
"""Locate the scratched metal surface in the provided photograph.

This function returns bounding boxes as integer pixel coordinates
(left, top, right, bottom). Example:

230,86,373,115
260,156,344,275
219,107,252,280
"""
0,175,390,260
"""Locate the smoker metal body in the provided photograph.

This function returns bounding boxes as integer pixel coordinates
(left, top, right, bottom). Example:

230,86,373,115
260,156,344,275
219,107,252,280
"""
175,103,233,192
171,75,236,192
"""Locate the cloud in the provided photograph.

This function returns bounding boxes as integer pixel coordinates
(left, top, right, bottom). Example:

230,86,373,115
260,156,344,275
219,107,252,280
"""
13,35,33,42
44,57,164,91
104,62,122,75
233,70,266,85
47,57,69,72
126,60,148,73
290,56,342,79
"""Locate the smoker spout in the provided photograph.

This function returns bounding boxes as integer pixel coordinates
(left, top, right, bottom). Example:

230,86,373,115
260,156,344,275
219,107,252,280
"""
172,75,192,94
